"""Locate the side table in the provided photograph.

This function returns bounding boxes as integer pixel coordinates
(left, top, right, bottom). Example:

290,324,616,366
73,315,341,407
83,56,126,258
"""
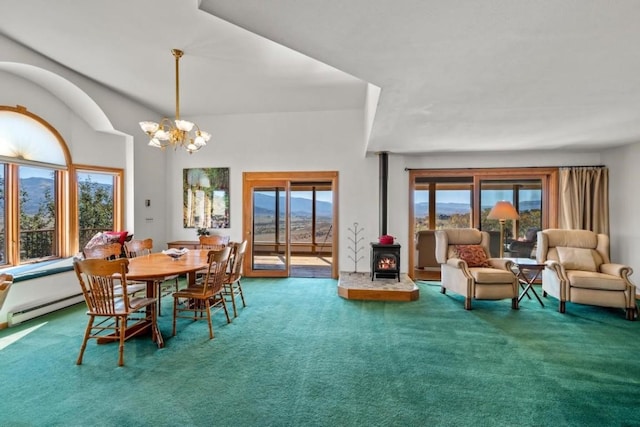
167,240,200,249
508,258,545,307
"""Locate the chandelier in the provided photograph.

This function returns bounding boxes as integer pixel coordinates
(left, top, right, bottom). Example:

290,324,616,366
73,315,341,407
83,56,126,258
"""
139,49,210,154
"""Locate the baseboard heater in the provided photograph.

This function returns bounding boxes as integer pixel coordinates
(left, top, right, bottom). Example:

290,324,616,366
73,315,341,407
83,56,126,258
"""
8,294,84,326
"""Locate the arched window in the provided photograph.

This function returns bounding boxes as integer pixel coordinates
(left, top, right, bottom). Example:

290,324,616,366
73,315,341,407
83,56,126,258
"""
0,109,67,165
0,105,123,267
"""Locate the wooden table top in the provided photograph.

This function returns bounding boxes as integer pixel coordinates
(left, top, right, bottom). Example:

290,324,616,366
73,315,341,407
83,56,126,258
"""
126,249,211,280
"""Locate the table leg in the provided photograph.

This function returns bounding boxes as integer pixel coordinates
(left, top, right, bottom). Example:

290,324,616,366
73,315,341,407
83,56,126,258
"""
517,268,545,307
519,280,532,300
187,271,197,286
145,279,164,348
97,279,164,348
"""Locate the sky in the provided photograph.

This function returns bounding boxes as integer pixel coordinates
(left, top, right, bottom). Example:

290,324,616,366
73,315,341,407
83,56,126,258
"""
414,189,541,207
20,166,115,185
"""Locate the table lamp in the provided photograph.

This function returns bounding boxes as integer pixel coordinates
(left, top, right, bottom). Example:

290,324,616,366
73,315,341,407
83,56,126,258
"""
487,201,520,258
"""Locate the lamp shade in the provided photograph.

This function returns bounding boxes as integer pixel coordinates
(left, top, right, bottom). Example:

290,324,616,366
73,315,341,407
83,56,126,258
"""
487,201,520,220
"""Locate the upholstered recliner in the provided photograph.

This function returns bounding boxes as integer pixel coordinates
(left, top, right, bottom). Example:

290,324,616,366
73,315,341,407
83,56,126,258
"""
434,229,519,310
536,229,637,320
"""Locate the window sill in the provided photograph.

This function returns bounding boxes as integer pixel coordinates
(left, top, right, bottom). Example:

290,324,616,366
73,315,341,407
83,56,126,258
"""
0,258,74,283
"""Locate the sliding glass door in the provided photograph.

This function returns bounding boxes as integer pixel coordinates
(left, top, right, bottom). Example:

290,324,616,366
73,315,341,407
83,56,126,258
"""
246,181,290,277
243,171,339,279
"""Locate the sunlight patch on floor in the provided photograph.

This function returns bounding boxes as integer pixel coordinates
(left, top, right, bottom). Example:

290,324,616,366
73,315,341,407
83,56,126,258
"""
0,322,47,351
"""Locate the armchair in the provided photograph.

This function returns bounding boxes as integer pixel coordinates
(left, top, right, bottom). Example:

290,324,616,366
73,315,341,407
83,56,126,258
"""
536,229,636,320
434,228,519,310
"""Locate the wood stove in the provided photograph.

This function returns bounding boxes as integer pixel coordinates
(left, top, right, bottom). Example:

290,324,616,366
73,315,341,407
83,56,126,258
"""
371,243,401,281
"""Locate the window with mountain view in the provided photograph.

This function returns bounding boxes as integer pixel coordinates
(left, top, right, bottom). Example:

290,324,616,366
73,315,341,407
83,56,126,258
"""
290,187,333,247
0,106,124,268
254,186,333,251
18,166,58,262
479,180,542,240
414,178,473,230
77,172,117,249
409,168,557,272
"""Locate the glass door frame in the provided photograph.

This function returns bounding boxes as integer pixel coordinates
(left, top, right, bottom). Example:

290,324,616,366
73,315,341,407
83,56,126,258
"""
242,171,339,279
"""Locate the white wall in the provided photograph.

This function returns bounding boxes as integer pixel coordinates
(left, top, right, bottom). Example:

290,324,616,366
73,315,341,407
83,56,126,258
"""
602,142,640,275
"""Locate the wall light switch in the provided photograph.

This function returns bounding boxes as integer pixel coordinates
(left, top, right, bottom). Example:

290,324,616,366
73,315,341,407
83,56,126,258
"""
145,199,150,207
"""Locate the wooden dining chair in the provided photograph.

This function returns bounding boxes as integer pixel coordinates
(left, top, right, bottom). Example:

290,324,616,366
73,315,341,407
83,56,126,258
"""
124,238,180,315
172,247,231,339
73,257,158,366
0,273,13,312
223,240,247,317
196,235,230,282
199,234,230,249
83,243,145,296
83,242,123,260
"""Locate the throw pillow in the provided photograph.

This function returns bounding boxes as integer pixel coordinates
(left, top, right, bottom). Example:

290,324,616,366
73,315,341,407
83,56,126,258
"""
105,231,129,246
84,232,109,250
454,245,491,267
556,246,597,272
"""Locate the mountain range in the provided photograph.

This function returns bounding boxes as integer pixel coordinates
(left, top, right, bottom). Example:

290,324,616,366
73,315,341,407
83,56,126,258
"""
414,200,541,216
253,192,333,217
18,177,112,215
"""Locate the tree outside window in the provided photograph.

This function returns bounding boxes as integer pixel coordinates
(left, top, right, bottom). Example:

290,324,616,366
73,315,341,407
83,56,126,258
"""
77,172,116,249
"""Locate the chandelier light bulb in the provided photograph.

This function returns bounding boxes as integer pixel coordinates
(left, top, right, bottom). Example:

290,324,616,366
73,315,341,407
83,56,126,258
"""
140,121,159,134
175,120,195,132
199,131,211,142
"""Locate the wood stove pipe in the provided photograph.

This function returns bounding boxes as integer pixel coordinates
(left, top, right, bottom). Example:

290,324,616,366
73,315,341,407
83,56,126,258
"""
379,151,388,237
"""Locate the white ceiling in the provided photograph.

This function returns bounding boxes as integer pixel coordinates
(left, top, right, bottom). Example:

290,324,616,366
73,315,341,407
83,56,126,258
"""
2,0,640,155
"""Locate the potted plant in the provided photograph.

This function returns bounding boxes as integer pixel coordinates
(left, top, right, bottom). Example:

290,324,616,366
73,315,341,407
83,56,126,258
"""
196,227,210,237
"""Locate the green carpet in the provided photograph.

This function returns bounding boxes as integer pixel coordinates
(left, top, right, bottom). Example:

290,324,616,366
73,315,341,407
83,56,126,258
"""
0,279,638,427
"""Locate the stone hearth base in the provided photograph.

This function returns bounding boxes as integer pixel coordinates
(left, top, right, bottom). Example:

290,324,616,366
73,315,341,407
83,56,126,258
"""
337,272,419,302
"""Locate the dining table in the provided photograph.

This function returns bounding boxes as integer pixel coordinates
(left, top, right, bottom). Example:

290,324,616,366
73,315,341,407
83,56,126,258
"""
123,249,211,348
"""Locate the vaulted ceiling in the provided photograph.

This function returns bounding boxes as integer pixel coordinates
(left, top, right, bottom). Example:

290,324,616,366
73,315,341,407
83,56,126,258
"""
2,0,640,155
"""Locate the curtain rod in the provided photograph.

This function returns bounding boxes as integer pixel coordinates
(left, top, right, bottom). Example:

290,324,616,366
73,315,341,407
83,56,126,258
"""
404,165,606,171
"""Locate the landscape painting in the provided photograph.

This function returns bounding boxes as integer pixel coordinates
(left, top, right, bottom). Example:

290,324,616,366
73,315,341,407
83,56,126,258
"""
183,168,230,229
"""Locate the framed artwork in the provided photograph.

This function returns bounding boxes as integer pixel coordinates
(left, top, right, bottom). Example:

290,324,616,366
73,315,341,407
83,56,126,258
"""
183,167,230,229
